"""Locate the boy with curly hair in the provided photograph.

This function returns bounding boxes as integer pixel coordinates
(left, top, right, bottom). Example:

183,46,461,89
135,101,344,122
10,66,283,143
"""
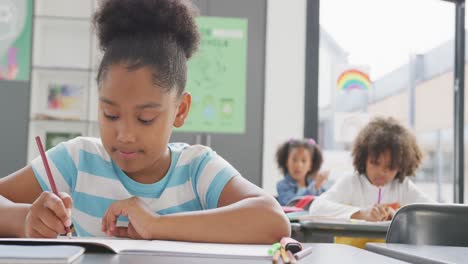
309,117,434,221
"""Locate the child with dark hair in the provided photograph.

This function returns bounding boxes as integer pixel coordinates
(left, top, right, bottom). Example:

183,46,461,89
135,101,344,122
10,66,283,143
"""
0,0,289,243
276,138,328,206
309,117,434,221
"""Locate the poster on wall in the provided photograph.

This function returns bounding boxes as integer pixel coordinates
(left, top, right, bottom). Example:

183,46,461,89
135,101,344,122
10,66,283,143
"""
0,0,32,81
177,16,247,134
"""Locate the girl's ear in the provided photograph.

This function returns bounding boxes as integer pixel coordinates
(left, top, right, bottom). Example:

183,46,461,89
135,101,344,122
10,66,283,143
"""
173,92,191,128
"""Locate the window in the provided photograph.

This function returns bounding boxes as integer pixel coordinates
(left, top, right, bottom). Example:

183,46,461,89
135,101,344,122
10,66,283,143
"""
318,0,457,202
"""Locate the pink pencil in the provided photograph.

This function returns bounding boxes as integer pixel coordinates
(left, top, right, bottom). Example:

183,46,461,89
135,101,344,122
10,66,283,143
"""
377,187,382,204
35,136,72,238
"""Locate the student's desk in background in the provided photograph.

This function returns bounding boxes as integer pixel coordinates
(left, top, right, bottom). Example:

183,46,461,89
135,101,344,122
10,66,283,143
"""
366,243,468,264
53,243,409,264
293,219,390,243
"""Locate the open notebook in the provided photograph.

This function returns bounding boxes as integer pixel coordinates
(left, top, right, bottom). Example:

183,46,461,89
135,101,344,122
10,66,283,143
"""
0,245,84,264
0,237,272,260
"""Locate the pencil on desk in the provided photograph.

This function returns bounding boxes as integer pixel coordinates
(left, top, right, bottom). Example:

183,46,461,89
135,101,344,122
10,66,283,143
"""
271,250,280,264
287,250,297,264
294,246,313,260
35,136,72,239
280,247,290,263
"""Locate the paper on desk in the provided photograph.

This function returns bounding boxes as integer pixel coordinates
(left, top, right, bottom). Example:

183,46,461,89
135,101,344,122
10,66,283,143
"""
0,237,272,259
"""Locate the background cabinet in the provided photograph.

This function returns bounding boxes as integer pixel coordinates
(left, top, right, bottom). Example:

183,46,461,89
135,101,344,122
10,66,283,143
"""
27,0,100,161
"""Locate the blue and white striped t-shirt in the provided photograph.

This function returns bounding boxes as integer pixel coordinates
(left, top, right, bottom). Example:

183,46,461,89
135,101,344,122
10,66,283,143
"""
31,137,239,237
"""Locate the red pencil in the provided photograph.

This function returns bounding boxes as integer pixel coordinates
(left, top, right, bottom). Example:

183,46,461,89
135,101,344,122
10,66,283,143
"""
35,136,72,238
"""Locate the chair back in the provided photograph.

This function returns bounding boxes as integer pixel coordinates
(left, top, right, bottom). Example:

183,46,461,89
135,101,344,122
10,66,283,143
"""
386,203,468,246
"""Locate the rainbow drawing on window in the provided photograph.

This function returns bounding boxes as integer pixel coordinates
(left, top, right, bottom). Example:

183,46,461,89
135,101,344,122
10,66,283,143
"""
337,69,371,91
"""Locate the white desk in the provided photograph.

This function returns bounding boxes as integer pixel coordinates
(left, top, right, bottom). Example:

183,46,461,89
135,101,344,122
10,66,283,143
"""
0,243,409,263
366,243,468,264
70,243,408,263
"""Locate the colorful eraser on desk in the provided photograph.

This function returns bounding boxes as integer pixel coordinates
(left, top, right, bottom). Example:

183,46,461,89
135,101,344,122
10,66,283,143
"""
280,237,303,253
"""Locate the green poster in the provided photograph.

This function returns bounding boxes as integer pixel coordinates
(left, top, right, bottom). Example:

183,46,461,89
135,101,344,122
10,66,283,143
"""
0,0,32,81
177,16,247,134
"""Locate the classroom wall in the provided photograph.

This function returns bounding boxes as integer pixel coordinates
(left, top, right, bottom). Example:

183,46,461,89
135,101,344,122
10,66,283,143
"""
262,0,307,194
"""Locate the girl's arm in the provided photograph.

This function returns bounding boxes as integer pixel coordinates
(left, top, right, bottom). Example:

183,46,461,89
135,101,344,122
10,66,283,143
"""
0,166,42,237
103,175,290,244
0,195,30,237
306,180,326,195
158,175,289,243
312,170,329,193
309,196,361,219
309,175,361,219
0,166,44,204
0,166,72,238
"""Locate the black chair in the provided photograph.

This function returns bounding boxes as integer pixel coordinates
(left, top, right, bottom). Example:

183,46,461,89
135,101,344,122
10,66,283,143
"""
386,203,468,247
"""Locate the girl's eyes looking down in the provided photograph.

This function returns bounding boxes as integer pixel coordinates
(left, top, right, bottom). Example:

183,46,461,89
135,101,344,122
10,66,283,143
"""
103,111,157,125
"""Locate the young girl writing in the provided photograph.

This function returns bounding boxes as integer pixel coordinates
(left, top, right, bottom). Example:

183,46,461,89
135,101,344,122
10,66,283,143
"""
309,117,434,221
0,0,289,243
276,138,328,206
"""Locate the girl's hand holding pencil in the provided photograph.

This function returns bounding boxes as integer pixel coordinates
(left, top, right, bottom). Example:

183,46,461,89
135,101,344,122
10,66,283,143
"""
24,191,73,238
351,204,391,222
25,136,73,238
